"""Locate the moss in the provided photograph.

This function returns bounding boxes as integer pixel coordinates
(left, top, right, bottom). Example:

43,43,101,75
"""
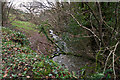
11,20,37,32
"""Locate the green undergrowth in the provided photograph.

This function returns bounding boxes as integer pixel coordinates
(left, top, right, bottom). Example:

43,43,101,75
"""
2,27,111,79
2,27,75,79
11,20,37,33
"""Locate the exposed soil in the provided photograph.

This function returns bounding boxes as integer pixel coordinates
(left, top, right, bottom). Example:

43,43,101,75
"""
14,27,55,55
28,31,54,55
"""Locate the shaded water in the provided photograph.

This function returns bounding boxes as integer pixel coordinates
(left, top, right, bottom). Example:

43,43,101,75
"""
50,30,93,74
52,54,94,75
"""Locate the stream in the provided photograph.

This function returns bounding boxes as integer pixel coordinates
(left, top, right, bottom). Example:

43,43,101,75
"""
53,54,93,75
49,30,93,75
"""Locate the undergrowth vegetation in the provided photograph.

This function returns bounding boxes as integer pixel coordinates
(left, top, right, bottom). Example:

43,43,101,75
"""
2,27,75,79
11,20,37,33
2,27,113,79
2,2,120,79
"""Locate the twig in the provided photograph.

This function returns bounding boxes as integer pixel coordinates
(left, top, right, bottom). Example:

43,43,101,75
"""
103,50,113,73
103,20,118,41
90,12,100,48
108,56,120,68
68,13,101,43
103,41,119,80
103,20,117,33
96,2,105,47
84,3,99,24
114,2,119,31
112,41,119,80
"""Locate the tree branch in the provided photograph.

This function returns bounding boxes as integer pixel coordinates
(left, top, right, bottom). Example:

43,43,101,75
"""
84,3,99,25
96,2,105,47
112,41,119,80
68,12,101,43
103,41,119,80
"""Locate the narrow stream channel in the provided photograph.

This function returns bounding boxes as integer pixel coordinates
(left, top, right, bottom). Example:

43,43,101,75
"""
53,54,92,75
49,30,93,75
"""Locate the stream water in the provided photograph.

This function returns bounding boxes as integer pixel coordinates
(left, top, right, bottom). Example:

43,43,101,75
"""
53,54,93,75
49,30,92,75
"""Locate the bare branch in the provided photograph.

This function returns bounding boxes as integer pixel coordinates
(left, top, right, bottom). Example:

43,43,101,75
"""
115,2,119,29
112,41,119,80
96,2,104,47
103,50,113,73
103,41,119,80
84,2,99,24
68,12,101,43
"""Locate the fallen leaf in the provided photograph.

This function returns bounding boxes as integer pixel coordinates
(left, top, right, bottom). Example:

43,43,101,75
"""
3,74,7,78
18,73,22,76
46,76,48,79
26,76,30,78
51,76,55,78
14,48,17,50
24,68,27,71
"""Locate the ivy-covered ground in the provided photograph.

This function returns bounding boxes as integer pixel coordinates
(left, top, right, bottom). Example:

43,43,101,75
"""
2,27,76,79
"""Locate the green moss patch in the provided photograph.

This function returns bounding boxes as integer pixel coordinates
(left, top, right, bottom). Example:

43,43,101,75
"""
11,20,37,32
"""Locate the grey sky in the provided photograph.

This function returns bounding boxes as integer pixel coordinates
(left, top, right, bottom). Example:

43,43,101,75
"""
6,0,119,12
8,0,56,12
